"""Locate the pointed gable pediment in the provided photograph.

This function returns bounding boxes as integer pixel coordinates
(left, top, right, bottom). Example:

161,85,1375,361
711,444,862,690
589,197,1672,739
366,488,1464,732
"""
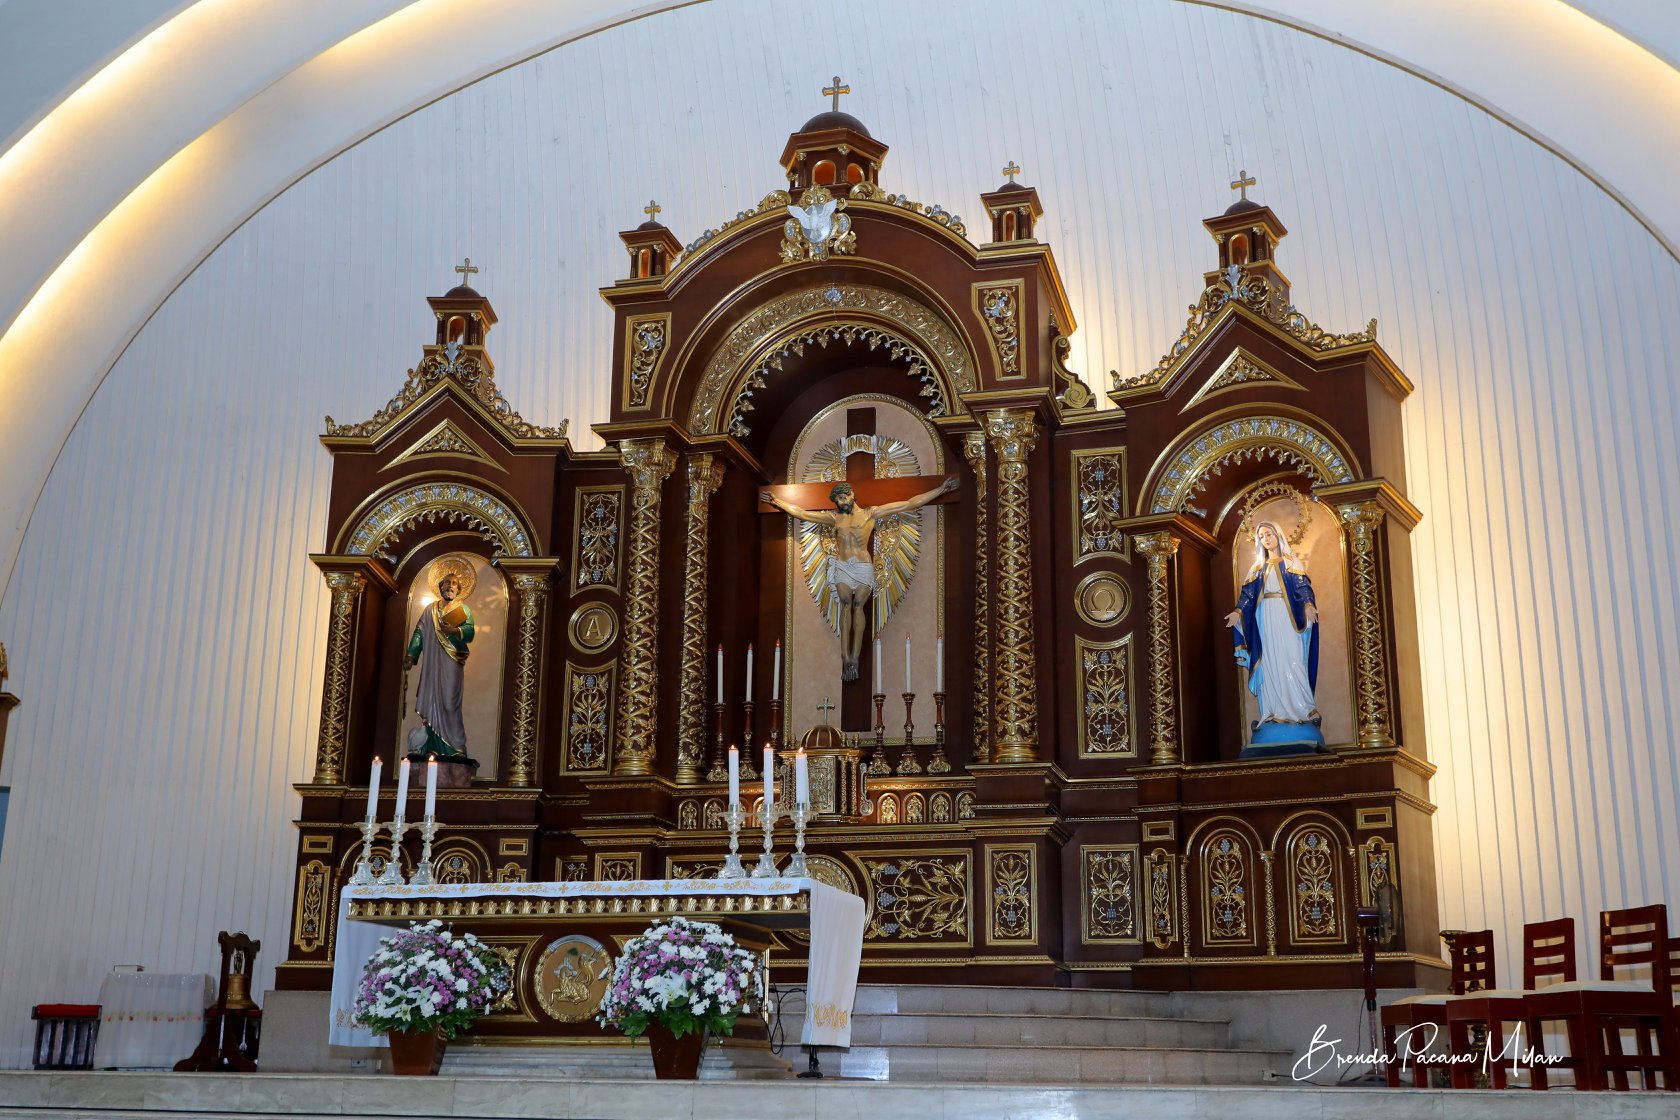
1179,347,1306,413
382,418,506,473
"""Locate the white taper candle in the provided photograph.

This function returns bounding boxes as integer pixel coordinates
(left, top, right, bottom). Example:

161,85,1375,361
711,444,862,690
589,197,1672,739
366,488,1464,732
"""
905,636,913,692
424,755,438,817
937,635,945,690
716,644,723,703
395,758,411,811
365,756,382,824
763,745,775,818
874,638,882,692
745,643,754,702
772,640,782,701
727,745,740,808
795,749,809,807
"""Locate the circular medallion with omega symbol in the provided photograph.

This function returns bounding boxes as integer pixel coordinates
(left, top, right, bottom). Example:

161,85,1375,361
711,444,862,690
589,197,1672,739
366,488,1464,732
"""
1075,572,1130,626
569,603,619,651
534,935,614,1022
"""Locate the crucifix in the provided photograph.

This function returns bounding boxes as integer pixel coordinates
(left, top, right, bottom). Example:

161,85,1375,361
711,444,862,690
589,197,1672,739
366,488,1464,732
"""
1002,160,1021,183
454,257,479,286
822,75,851,112
1229,169,1257,201
816,696,837,724
759,405,958,730
644,200,662,220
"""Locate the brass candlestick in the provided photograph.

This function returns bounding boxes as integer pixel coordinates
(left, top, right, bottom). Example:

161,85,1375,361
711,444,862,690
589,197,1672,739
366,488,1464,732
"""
768,697,784,751
706,701,728,781
409,815,439,886
349,819,379,886
928,691,951,773
897,691,922,774
867,693,890,774
718,804,747,879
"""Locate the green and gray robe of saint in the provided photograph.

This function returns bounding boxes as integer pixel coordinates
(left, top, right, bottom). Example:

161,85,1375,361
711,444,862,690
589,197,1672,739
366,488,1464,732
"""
407,600,474,758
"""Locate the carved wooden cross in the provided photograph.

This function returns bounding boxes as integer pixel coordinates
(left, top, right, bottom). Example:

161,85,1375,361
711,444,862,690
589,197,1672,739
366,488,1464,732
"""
454,257,479,285
644,200,662,220
817,696,837,722
823,75,851,112
1002,160,1021,183
1229,169,1257,201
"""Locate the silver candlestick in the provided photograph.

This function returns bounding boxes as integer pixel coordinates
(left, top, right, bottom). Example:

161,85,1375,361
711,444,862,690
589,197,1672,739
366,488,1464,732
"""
786,802,811,878
375,813,408,886
349,818,379,886
751,799,780,878
409,815,439,885
718,804,748,879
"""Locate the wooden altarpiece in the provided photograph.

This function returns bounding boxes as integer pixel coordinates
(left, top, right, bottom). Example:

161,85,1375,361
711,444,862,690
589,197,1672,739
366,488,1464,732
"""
279,108,1444,1024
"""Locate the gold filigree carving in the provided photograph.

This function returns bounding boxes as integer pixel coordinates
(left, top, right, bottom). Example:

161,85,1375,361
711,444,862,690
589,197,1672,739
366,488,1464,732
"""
687,284,973,435
961,431,992,762
1077,634,1134,757
496,863,528,883
326,348,567,441
930,792,952,823
1359,837,1400,945
1234,480,1312,547
293,860,330,953
507,571,549,787
1073,449,1128,561
877,793,900,825
986,409,1040,763
1083,847,1138,943
622,315,671,410
385,419,503,473
1118,267,1376,392
862,854,970,941
678,190,792,261
987,847,1035,943
433,849,483,885
1147,848,1177,949
728,322,951,438
312,571,365,784
1133,532,1181,764
677,455,724,784
1338,501,1395,749
957,791,975,820
973,282,1022,378
904,793,926,823
345,482,533,561
613,441,677,775
677,801,699,830
1202,831,1254,945
848,180,968,236
573,489,623,591
780,185,856,262
1149,415,1355,516
562,663,613,773
1180,348,1307,413
596,854,641,881
561,857,588,882
1288,827,1340,942
1052,330,1095,410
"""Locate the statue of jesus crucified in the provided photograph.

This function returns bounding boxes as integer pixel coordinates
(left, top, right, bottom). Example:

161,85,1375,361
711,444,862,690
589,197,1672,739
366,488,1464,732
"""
761,475,958,682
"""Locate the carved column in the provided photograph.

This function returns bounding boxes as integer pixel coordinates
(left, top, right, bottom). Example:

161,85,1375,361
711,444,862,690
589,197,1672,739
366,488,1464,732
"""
984,409,1040,763
1337,501,1395,749
676,453,725,784
961,431,993,763
313,571,368,784
500,559,559,788
1133,531,1182,765
613,439,678,776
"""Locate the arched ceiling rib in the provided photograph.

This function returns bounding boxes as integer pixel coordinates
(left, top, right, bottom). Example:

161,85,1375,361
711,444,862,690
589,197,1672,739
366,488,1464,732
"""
0,0,1675,603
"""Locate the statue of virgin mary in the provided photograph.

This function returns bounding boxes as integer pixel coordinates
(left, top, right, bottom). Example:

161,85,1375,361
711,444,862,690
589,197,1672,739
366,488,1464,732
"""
1224,521,1324,754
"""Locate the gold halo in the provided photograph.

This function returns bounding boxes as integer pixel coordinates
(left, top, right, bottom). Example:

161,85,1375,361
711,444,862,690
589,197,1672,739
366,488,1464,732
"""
1236,482,1311,548
427,553,478,601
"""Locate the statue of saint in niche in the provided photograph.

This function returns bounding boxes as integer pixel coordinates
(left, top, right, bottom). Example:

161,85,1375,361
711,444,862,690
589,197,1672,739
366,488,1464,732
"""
404,557,476,760
1224,520,1324,753
762,476,956,681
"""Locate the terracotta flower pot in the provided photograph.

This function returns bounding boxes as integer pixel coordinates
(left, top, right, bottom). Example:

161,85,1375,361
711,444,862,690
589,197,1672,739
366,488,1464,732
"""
387,1026,446,1075
644,1024,705,1080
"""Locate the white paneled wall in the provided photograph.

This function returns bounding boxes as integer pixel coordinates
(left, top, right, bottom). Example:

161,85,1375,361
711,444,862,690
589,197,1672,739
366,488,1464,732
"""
0,0,1676,1064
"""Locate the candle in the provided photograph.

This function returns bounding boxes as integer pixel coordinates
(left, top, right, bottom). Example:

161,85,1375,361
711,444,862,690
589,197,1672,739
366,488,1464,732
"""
873,638,882,693
763,745,775,818
365,757,382,824
772,640,782,701
716,644,724,703
395,758,411,811
424,755,438,817
745,643,754,703
795,749,810,807
905,636,913,692
936,635,945,691
727,745,740,808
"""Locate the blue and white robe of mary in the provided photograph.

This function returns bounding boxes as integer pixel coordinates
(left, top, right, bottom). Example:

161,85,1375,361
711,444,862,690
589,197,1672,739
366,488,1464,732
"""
1231,559,1319,725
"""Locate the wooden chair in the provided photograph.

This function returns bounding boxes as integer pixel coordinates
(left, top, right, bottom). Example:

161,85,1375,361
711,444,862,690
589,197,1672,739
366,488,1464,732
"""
1381,929,1494,1087
1444,917,1574,1088
1524,905,1678,1090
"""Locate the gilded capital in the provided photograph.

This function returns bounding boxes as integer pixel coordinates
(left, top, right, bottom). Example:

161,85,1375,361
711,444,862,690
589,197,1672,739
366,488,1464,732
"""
686,453,725,504
961,430,988,472
323,570,368,595
619,439,678,491
983,408,1040,462
1336,500,1386,536
1132,531,1181,562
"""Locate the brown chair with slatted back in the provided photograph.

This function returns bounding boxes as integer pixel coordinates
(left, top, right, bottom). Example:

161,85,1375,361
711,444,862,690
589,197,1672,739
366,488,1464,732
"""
1524,905,1678,1090
1444,917,1574,1088
1382,929,1494,1087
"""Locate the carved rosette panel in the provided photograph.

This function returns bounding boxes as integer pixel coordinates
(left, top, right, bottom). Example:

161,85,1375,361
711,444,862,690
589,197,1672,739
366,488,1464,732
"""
861,854,971,942
676,455,725,784
1337,501,1395,748
507,572,550,787
961,432,993,762
986,847,1035,943
1200,830,1257,947
973,281,1023,379
985,410,1041,762
1082,847,1138,943
562,663,614,772
573,489,623,591
1147,848,1178,949
1132,532,1181,764
1073,449,1128,561
1287,826,1342,943
622,315,671,410
313,571,366,784
613,441,677,775
292,860,330,953
560,857,588,882
1077,634,1134,757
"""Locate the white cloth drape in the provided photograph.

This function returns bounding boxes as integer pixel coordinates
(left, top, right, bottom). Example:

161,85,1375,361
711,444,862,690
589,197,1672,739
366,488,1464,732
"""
93,972,210,1069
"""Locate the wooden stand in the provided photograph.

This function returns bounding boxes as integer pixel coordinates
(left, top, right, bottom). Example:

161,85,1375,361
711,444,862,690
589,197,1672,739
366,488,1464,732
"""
175,932,261,1072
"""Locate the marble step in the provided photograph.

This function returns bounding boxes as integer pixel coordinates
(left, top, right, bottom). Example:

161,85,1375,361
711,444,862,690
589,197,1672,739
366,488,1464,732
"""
442,1039,792,1080
832,1041,1295,1085
851,983,1184,1018
845,1009,1232,1048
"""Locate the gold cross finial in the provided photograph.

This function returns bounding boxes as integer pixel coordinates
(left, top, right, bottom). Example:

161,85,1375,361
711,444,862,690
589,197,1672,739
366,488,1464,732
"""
454,257,479,286
1230,169,1257,202
644,199,661,220
822,75,851,112
817,695,837,720
1002,160,1021,183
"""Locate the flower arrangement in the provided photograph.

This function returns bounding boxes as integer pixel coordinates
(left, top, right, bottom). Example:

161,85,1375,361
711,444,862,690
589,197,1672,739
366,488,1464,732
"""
595,916,764,1039
353,919,510,1040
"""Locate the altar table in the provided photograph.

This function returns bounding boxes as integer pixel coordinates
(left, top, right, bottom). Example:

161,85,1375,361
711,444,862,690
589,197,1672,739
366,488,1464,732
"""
92,971,211,1069
329,878,864,1049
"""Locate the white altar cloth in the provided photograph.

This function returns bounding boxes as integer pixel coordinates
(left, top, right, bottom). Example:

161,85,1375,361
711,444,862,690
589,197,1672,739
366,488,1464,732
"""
329,878,864,1049
92,971,211,1069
